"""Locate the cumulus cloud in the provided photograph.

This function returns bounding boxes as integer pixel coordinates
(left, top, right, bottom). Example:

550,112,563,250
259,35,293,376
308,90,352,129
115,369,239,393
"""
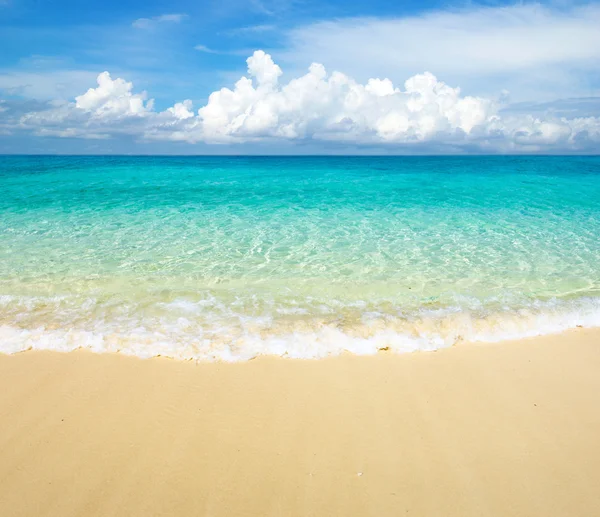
18,72,154,139
132,14,187,29
14,50,600,152
74,72,153,116
191,53,493,144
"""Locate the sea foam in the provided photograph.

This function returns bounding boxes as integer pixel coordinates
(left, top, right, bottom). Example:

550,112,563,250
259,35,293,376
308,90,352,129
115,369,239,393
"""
1,295,600,361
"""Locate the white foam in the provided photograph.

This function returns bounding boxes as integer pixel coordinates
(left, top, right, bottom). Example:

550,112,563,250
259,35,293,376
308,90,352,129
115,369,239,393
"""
1,296,600,361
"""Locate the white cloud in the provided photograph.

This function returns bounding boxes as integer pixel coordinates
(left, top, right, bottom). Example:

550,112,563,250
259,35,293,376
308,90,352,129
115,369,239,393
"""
18,72,154,138
14,50,600,152
279,3,600,102
226,24,277,35
167,100,195,120
33,128,110,139
74,72,153,116
0,100,9,135
0,69,100,100
193,55,493,144
194,45,219,54
132,14,187,29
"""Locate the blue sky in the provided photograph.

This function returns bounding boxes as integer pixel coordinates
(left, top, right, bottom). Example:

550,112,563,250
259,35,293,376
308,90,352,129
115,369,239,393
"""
1,0,600,153
0,0,459,106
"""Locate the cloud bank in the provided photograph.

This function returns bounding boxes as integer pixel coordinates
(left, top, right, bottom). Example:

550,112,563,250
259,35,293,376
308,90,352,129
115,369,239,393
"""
281,3,600,103
12,50,600,152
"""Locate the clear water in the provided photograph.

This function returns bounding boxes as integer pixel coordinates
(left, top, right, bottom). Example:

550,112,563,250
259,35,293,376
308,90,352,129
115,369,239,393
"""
1,155,600,360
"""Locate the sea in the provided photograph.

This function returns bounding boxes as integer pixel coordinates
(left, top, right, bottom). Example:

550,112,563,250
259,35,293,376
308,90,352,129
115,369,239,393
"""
1,155,599,361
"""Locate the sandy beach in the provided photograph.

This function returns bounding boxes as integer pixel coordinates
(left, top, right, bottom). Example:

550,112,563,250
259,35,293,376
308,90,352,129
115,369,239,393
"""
1,329,600,517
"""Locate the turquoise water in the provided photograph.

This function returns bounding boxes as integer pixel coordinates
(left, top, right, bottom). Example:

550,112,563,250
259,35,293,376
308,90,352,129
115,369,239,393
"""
1,155,600,360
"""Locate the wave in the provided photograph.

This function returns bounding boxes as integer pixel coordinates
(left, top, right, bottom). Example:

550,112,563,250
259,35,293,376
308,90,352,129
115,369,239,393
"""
1,294,600,361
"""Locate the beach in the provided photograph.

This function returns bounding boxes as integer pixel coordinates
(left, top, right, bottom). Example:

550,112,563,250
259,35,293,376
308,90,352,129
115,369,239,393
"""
2,0,600,512
2,329,600,517
2,156,600,515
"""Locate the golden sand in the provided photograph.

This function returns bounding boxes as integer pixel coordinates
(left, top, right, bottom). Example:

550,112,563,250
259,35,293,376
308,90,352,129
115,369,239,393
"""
1,329,600,517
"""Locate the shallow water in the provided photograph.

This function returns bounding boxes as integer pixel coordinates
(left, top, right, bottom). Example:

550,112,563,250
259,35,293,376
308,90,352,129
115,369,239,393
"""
1,155,600,360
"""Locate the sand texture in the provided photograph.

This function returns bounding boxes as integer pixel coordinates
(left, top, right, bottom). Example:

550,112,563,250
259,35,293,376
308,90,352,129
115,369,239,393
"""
1,329,600,517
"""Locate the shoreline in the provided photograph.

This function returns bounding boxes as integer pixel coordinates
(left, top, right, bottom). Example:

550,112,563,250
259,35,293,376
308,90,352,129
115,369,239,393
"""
2,317,600,361
2,328,600,516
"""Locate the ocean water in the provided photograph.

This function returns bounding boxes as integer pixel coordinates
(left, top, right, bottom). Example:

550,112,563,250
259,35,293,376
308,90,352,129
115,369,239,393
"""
1,155,600,361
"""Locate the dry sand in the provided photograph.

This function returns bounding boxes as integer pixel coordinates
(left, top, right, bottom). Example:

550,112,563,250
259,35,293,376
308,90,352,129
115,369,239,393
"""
1,329,600,517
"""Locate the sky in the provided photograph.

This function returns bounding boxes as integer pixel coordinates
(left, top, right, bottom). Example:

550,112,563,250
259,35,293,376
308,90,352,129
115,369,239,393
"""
0,0,599,154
